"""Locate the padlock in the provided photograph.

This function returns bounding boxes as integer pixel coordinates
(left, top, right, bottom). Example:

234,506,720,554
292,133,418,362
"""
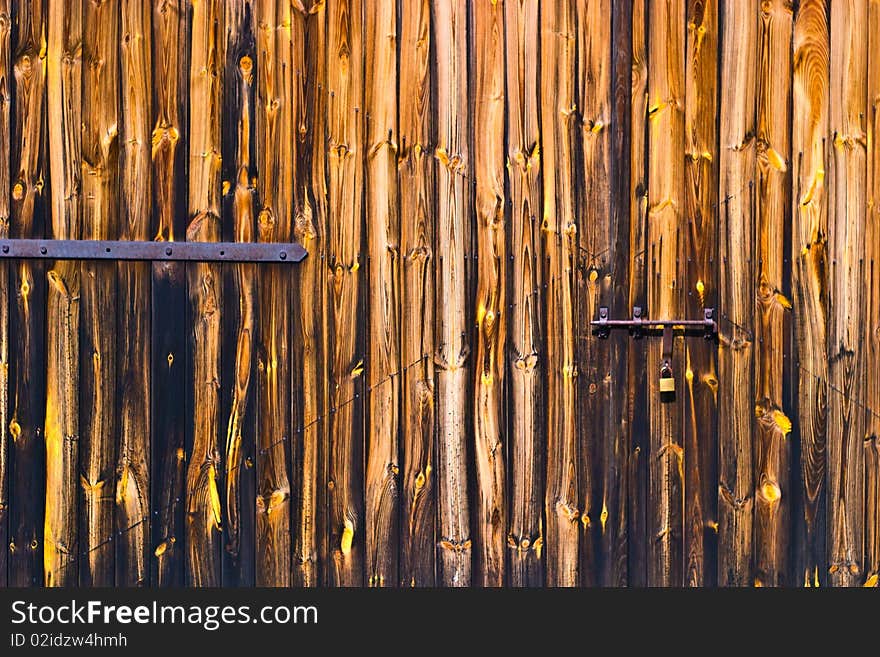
659,361,675,393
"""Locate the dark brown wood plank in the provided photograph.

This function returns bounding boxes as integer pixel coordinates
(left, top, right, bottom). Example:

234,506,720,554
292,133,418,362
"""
151,0,188,588
364,0,399,588
116,0,151,587
8,0,47,587
326,0,366,587
754,0,792,587
185,0,224,587
292,0,329,588
683,0,718,587
399,0,436,588
541,0,577,587
44,0,80,587
80,0,118,587
827,0,867,587
221,0,257,588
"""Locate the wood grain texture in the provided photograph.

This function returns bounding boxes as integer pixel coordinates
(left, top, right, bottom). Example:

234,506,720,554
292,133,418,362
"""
504,0,542,588
626,0,649,588
185,0,224,587
293,0,329,588
399,0,436,588
222,0,256,587
44,0,80,587
8,0,46,588
364,0,399,588
791,0,828,589
541,0,577,587
80,0,118,588
754,0,792,587
117,0,151,587
433,0,471,587
471,0,506,589
327,0,365,587
150,0,188,587
718,0,757,587
254,0,294,588
0,0,9,589
827,0,867,587
683,0,718,588
646,0,685,587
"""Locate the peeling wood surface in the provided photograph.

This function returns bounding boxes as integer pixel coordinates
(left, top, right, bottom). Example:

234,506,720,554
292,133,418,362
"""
2,0,879,588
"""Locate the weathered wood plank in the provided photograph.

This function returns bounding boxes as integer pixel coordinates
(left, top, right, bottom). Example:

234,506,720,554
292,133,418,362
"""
504,0,543,588
470,0,505,589
80,0,118,587
433,0,471,587
221,0,256,587
718,0,757,587
327,0,365,587
151,0,188,587
0,0,10,589
791,0,828,589
44,0,80,587
399,0,435,588
254,0,294,588
626,0,649,588
827,0,867,588
364,0,399,588
683,0,718,588
117,0,151,587
754,0,792,587
186,0,224,587
646,0,686,587
541,0,577,587
293,0,329,588
8,0,47,588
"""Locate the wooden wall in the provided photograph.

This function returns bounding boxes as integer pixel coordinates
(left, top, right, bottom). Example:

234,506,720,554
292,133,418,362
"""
0,0,878,588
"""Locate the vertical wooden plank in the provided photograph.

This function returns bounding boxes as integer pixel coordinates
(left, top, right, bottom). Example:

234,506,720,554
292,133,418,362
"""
827,0,867,588
8,0,46,588
80,0,117,587
364,0,399,588
606,0,633,587
399,0,435,588
683,0,718,587
186,0,224,587
0,0,10,589
754,0,792,587
44,0,80,587
326,0,365,587
541,0,577,587
471,0,505,588
645,0,686,587
117,0,151,587
627,0,649,588
433,0,471,587
790,0,828,589
504,0,543,588
151,0,188,587
254,0,293,588
293,0,329,588
866,0,880,588
718,0,757,587
577,0,619,587
221,0,257,587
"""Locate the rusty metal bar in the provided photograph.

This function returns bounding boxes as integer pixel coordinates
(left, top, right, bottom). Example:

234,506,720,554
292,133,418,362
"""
591,306,717,339
0,239,308,263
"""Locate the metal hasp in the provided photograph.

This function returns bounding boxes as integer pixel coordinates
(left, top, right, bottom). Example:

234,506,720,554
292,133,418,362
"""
591,306,717,402
0,238,308,264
